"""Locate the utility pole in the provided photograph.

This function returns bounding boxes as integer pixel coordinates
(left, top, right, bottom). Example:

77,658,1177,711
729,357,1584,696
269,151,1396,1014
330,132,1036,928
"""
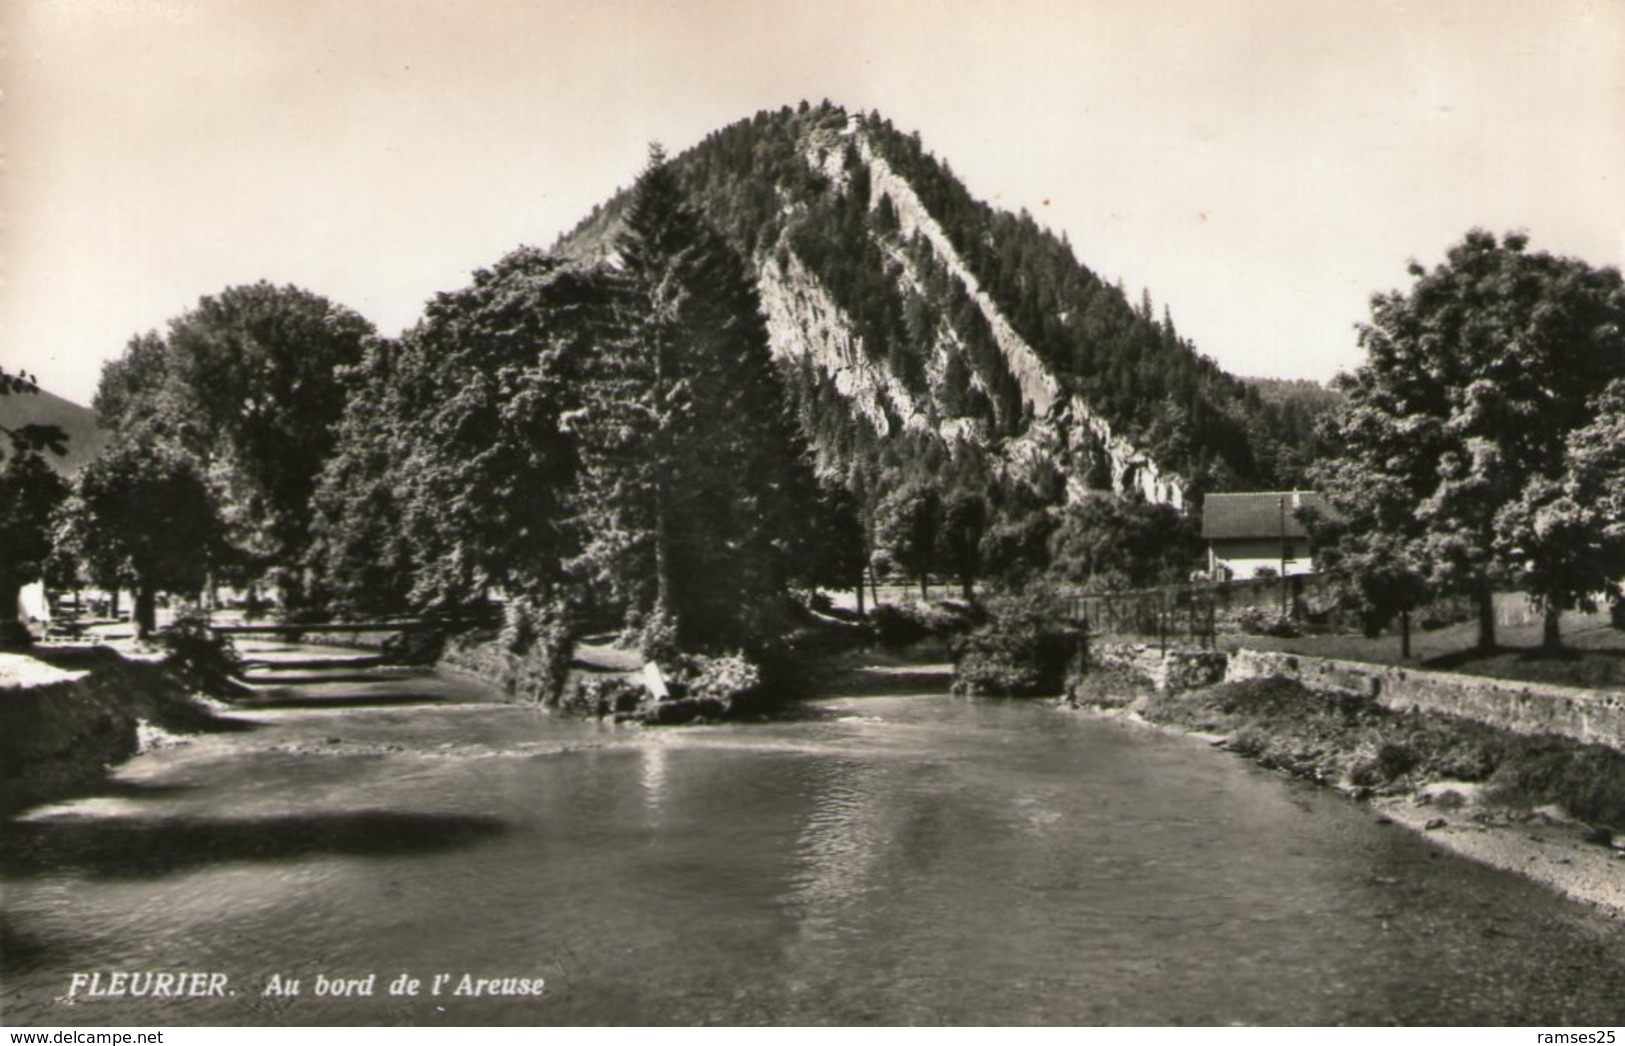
1279,494,1288,616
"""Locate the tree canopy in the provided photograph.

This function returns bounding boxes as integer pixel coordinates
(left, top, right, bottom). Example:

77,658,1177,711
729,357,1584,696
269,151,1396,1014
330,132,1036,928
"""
0,450,68,646
1313,230,1625,650
94,283,374,608
310,252,603,617
67,441,221,636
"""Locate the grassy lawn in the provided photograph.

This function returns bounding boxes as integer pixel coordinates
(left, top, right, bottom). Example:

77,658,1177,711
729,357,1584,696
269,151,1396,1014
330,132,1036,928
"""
1218,594,1625,691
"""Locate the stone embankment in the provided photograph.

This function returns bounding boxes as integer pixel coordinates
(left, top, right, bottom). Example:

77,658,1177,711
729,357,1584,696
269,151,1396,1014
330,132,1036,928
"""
1088,643,1625,751
0,648,236,815
1074,642,1625,918
435,628,573,704
1226,649,1625,751
0,654,132,815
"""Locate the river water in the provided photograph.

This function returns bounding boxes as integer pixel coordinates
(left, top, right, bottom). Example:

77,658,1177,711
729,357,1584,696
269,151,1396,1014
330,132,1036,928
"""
3,644,1625,1026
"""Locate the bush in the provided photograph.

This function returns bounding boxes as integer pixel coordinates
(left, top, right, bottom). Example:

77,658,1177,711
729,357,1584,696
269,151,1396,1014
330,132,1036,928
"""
1417,595,1473,632
951,593,1080,697
1486,741,1625,829
870,601,972,648
381,628,445,665
152,610,242,694
677,652,762,704
1235,606,1301,638
630,607,680,663
620,652,763,725
462,598,576,704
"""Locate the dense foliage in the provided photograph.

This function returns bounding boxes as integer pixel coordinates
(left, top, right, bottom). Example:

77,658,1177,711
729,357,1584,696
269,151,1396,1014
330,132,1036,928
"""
68,440,221,635
0,451,68,646
951,590,1081,697
90,283,374,609
310,152,826,657
310,252,598,617
569,149,821,652
1312,231,1625,649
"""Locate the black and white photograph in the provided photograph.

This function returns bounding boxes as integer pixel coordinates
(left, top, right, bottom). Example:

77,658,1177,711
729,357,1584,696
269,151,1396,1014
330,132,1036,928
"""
2,0,1624,1030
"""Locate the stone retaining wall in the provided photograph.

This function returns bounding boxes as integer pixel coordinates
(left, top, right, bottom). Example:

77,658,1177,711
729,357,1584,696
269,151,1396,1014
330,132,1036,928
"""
1091,643,1228,693
1227,649,1625,751
436,628,574,704
0,657,137,814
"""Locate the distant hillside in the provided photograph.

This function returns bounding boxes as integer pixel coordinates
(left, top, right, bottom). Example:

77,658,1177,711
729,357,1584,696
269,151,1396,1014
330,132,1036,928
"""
1240,376,1345,414
556,102,1320,505
1236,377,1344,487
0,386,107,476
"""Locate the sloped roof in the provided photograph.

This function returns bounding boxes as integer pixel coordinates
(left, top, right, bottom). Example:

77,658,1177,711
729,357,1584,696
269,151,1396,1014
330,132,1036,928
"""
1201,491,1328,541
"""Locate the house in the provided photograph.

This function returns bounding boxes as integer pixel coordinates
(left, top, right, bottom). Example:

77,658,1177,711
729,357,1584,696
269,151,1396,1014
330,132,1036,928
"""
1200,490,1327,580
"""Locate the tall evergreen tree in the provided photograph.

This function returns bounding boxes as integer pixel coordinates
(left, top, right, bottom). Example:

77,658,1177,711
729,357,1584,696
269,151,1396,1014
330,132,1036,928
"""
570,147,812,652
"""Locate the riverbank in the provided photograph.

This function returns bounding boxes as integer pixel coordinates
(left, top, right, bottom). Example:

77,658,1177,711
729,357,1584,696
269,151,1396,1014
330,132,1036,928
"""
1067,667,1625,919
0,646,248,816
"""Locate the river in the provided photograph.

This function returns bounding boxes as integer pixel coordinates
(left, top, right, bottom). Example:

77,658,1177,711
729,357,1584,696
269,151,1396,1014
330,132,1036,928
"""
3,643,1624,1026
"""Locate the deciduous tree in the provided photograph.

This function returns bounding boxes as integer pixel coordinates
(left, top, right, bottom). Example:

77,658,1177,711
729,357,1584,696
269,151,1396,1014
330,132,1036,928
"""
1314,231,1625,651
69,441,221,636
0,452,68,647
93,284,374,611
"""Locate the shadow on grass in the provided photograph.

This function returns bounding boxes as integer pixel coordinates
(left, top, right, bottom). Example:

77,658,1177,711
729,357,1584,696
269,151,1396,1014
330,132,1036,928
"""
0,810,507,880
1423,645,1625,686
96,779,200,799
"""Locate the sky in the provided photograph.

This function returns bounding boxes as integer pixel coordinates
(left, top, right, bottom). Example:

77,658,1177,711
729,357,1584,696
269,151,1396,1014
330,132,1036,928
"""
3,0,1622,407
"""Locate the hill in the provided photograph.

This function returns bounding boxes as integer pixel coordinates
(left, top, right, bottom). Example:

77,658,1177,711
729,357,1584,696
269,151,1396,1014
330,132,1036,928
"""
556,102,1317,507
0,385,107,477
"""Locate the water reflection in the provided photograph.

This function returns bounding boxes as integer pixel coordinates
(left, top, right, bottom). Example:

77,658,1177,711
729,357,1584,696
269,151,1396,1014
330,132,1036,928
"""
3,647,1625,1025
640,742,668,822
787,757,882,941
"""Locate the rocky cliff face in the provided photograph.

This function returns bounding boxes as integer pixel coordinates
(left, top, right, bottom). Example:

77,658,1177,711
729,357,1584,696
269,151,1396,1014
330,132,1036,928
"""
760,116,1184,508
757,250,932,439
549,103,1277,509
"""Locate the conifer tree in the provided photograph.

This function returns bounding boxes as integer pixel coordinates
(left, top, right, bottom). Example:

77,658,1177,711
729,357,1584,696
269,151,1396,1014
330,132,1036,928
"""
570,147,811,652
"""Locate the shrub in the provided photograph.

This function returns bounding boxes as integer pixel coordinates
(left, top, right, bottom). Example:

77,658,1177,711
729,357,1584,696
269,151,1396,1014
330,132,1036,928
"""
1486,741,1625,829
153,610,241,694
620,652,761,725
630,607,680,663
951,593,1080,697
1235,606,1301,638
1417,596,1473,631
679,652,762,704
870,600,972,648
